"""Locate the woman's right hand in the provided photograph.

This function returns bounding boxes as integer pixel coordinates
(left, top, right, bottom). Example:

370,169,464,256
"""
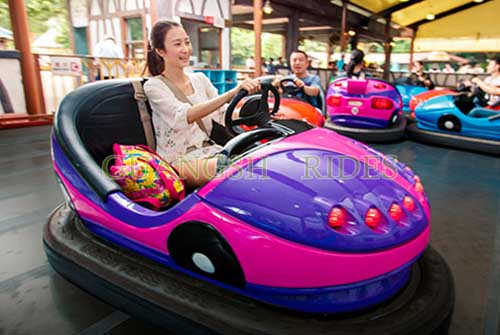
237,78,261,95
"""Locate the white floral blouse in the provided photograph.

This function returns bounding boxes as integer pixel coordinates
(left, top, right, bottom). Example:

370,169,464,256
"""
143,72,225,163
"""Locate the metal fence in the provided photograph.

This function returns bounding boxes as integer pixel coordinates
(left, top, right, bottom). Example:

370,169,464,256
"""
35,54,146,113
36,54,488,114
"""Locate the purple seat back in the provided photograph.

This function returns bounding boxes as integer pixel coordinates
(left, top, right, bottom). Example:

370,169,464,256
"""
347,79,368,95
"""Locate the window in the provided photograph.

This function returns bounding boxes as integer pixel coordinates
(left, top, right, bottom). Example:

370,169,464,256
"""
125,17,144,59
199,27,220,68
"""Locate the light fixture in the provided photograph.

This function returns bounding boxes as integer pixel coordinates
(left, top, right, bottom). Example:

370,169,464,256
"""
348,30,356,36
263,0,273,14
473,0,484,3
426,13,435,20
390,41,396,47
400,0,410,2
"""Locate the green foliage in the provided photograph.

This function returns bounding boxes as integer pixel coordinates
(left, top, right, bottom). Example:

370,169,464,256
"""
0,0,70,48
300,39,327,53
392,39,410,53
231,27,283,67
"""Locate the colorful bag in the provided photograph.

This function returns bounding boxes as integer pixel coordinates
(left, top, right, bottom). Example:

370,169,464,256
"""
109,144,185,210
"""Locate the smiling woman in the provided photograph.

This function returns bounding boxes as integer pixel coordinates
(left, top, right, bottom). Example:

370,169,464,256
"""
143,20,261,188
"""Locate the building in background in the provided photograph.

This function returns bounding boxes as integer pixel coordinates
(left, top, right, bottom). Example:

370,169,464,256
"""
67,0,232,69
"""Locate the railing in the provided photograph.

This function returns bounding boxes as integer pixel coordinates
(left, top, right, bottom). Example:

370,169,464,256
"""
235,67,386,92
35,53,146,114
389,71,489,89
34,54,486,117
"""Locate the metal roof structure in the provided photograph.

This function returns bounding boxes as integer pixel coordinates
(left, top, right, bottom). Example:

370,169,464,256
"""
232,0,500,52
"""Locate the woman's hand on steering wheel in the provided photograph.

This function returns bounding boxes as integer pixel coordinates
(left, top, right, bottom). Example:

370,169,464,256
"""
236,78,261,95
225,82,281,136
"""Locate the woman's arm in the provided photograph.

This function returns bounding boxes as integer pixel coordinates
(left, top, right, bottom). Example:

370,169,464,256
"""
186,78,260,124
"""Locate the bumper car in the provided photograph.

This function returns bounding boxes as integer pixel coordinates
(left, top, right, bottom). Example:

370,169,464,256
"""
395,84,427,113
325,77,406,143
408,89,456,120
236,77,325,132
45,78,454,334
407,84,500,155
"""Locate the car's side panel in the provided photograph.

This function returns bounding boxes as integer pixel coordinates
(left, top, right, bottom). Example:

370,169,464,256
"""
55,161,429,288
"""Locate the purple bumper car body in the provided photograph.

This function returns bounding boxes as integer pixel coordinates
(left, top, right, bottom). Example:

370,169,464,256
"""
52,79,429,314
327,78,403,129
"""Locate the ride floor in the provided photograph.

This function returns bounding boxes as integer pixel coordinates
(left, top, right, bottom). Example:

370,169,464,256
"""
0,125,499,335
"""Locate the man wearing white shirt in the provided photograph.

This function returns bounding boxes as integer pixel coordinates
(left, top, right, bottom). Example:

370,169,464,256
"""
93,35,124,79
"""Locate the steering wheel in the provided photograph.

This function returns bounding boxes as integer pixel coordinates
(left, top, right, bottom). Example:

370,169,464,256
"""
471,83,488,107
219,127,286,161
225,82,280,136
279,77,304,97
456,80,471,93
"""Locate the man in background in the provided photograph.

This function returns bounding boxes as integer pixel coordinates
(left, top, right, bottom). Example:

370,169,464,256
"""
93,35,124,80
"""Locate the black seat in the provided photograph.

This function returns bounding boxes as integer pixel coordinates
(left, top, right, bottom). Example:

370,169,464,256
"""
54,79,151,199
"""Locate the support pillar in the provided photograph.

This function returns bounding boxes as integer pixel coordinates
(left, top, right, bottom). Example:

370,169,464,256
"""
286,11,299,58
254,0,263,77
382,17,392,81
8,0,45,115
409,28,417,70
340,1,347,53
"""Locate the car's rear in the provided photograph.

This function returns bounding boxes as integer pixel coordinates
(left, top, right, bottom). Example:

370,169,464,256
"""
327,78,402,129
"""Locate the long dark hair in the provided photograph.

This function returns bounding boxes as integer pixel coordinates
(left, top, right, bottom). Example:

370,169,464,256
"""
146,20,181,76
346,49,365,78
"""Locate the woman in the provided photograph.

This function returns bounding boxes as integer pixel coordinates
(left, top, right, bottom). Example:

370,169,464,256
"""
345,49,366,79
144,20,260,188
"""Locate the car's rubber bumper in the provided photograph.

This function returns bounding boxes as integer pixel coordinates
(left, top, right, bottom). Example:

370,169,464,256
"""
324,117,407,143
44,204,454,334
406,123,500,156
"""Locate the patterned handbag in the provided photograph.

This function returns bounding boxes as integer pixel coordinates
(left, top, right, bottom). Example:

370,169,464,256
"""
109,144,185,210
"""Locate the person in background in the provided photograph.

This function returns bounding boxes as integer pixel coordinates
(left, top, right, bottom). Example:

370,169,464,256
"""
93,34,124,80
345,49,367,79
411,61,435,89
457,63,472,73
429,63,440,73
472,63,485,74
144,20,260,188
273,50,321,109
0,38,8,50
245,56,255,69
468,57,500,118
267,57,277,74
277,56,286,68
337,54,345,73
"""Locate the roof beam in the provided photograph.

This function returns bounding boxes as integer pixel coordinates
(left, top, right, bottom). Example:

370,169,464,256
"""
232,0,398,42
376,0,424,18
409,0,492,29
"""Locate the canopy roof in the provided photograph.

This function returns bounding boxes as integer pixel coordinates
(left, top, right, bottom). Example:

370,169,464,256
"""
0,27,13,40
232,0,500,52
349,0,500,51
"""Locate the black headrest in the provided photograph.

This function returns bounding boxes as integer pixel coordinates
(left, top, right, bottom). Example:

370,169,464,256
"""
74,81,151,165
54,79,151,199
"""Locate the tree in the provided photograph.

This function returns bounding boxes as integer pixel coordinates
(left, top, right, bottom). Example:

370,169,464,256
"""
0,0,70,48
231,27,283,67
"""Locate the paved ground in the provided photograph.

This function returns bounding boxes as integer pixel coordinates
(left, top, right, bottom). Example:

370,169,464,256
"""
1,125,499,334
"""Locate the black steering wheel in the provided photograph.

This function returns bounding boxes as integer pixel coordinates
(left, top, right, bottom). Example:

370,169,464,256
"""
225,82,280,136
219,127,286,161
454,80,488,113
471,83,488,107
279,77,304,97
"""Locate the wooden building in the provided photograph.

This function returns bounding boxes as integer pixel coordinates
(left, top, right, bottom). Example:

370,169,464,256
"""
68,0,232,68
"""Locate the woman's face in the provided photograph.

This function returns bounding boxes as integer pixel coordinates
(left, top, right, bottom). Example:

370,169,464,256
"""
157,26,192,68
